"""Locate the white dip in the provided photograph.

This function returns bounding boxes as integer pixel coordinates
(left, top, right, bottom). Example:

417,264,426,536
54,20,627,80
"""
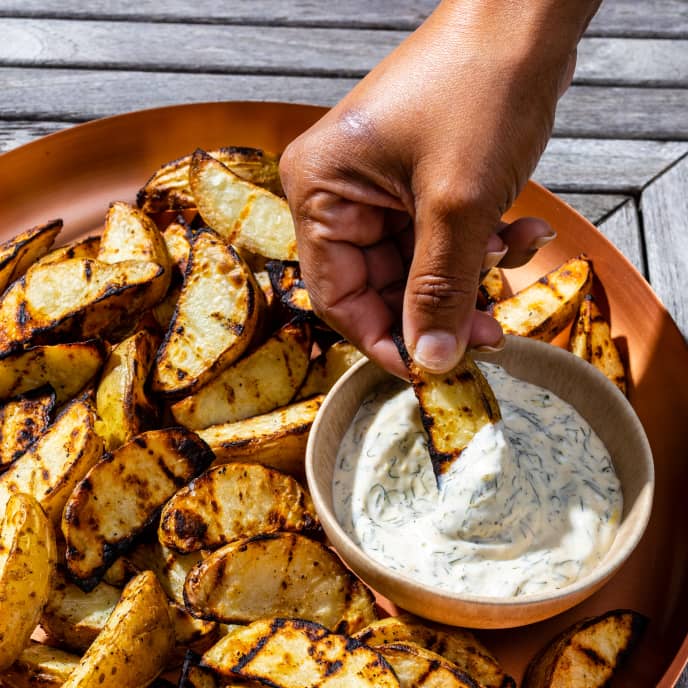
332,362,622,597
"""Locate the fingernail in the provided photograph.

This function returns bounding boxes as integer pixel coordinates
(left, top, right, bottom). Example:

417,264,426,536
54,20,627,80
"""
473,336,506,353
481,247,508,272
529,232,557,250
413,331,460,373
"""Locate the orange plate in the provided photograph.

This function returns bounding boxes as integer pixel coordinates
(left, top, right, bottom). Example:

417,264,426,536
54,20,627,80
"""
1,102,687,686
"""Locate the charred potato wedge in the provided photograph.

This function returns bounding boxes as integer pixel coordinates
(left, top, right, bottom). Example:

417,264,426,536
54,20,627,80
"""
179,651,221,688
0,641,81,688
62,427,213,589
297,340,365,398
0,493,57,671
34,234,101,269
0,219,62,294
137,146,283,213
478,267,506,308
394,334,501,480
159,462,320,553
40,568,121,652
172,320,311,430
0,386,54,471
61,570,175,688
0,258,166,353
0,340,106,404
0,393,102,525
569,294,627,394
201,618,399,687
95,329,160,451
376,643,479,688
354,614,515,688
152,228,262,396
489,256,592,341
266,260,313,315
522,609,647,688
198,395,324,476
163,217,193,274
184,532,376,633
190,149,297,260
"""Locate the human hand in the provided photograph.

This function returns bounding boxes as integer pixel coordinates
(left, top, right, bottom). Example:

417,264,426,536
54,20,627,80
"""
280,0,600,378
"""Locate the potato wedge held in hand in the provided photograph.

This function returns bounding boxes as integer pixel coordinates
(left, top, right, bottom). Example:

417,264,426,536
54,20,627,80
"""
159,462,320,553
198,395,324,476
0,493,57,671
172,320,311,430
569,294,627,395
0,641,81,688
137,146,283,213
61,570,175,688
0,340,106,403
0,219,62,294
0,387,54,471
522,609,647,688
353,614,515,688
152,228,262,396
63,428,214,589
376,643,479,688
394,334,501,480
190,149,297,260
489,256,592,341
201,618,399,687
184,532,376,633
95,329,159,450
0,258,166,353
0,393,102,525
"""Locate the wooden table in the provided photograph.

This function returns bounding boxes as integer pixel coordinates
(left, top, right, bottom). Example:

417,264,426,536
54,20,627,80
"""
0,1,686,684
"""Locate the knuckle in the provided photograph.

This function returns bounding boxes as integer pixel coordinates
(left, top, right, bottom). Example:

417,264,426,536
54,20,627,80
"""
410,272,474,312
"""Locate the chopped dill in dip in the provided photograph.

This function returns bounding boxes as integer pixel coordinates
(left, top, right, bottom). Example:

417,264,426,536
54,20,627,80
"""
332,362,622,598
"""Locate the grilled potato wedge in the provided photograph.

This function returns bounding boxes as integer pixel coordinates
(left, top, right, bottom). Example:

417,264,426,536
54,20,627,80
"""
40,568,121,652
201,618,399,687
34,234,100,269
179,652,221,688
569,294,627,394
353,614,515,688
62,428,214,589
0,340,106,404
172,320,311,430
0,493,57,671
297,340,365,398
0,641,81,688
168,603,219,650
61,570,175,688
184,532,376,633
0,393,102,525
190,149,297,260
198,395,324,476
394,335,501,480
0,258,166,353
376,643,479,688
163,217,193,274
152,228,262,396
159,462,320,553
522,609,647,688
137,146,283,213
478,267,506,307
125,540,203,607
266,260,313,315
0,386,54,472
489,256,592,341
253,269,275,310
95,329,160,450
0,219,62,294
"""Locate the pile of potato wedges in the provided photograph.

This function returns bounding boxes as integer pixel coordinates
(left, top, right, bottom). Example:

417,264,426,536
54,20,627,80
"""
0,146,640,687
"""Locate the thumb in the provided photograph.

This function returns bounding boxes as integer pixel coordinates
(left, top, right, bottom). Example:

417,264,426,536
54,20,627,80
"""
403,198,502,373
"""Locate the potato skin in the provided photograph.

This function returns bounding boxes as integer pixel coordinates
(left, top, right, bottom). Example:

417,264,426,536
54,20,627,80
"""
61,570,175,688
0,493,57,671
0,641,81,687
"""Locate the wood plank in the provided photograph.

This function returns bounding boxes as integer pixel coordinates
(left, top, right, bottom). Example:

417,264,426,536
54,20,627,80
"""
0,20,686,86
640,154,688,338
557,194,630,225
595,199,646,277
0,120,70,153
0,0,685,36
534,139,688,193
1,69,687,141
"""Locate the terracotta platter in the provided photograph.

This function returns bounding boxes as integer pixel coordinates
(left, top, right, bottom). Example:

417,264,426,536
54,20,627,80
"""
1,102,686,686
